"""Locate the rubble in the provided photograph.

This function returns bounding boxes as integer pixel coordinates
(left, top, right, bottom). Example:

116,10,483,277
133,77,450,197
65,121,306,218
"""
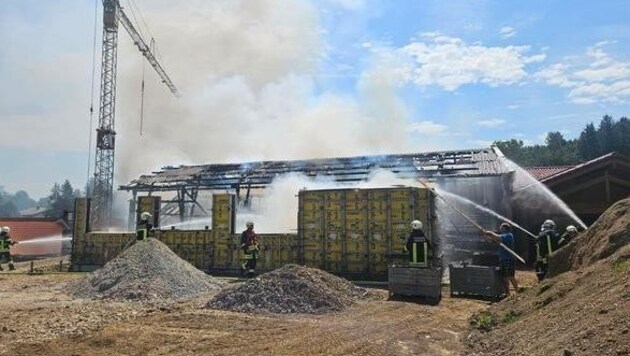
67,239,224,301
207,264,375,314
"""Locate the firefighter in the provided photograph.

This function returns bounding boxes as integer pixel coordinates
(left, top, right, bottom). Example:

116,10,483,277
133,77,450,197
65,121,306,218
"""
240,221,259,278
136,212,155,241
558,225,578,247
483,223,519,296
0,226,18,271
535,219,560,281
405,220,431,268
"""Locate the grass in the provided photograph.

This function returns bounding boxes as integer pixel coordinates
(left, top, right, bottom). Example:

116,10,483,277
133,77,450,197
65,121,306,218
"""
612,257,630,274
501,310,520,324
471,311,497,332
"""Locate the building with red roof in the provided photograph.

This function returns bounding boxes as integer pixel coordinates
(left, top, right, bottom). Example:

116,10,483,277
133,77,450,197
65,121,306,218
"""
0,218,69,258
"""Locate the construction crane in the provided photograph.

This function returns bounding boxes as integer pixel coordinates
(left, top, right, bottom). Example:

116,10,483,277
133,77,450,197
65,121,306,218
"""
91,0,179,229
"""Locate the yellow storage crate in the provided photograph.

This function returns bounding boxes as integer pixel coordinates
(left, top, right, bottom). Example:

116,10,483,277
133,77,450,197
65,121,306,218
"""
346,260,368,273
324,228,342,240
325,241,343,253
346,241,368,254
369,242,389,254
73,198,90,238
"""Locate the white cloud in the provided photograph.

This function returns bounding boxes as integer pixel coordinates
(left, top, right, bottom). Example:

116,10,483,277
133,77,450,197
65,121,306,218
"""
534,41,630,104
408,121,449,134
477,118,506,127
499,26,516,39
507,104,520,109
368,33,545,91
573,63,629,82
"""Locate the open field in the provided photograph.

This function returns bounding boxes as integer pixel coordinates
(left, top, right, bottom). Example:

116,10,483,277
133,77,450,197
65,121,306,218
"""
0,270,536,356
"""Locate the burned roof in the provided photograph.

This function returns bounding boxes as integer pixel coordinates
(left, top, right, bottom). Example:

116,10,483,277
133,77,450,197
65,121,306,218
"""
120,147,509,192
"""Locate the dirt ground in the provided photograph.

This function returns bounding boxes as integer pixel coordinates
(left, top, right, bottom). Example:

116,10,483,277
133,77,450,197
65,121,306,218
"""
0,268,532,356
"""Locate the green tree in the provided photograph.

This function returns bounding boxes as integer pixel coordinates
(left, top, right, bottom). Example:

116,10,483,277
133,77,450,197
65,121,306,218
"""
598,114,616,154
613,117,630,156
577,123,600,160
0,192,18,217
545,131,567,151
12,190,36,211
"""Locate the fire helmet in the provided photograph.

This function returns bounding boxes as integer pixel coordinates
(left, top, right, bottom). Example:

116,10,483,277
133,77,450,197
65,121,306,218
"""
246,221,254,228
140,212,152,221
566,225,578,233
542,219,556,230
411,220,423,230
1,226,10,233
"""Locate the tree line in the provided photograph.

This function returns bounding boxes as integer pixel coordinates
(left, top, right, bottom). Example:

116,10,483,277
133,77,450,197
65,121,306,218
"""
495,115,630,167
0,180,82,218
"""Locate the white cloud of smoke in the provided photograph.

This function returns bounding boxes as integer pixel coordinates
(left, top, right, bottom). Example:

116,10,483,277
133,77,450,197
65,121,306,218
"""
114,0,413,184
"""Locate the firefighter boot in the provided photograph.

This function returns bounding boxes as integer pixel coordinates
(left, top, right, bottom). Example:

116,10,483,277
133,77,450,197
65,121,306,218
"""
8,262,15,271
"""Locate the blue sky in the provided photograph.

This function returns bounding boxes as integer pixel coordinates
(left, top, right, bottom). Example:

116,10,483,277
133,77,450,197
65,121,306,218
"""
1,0,630,199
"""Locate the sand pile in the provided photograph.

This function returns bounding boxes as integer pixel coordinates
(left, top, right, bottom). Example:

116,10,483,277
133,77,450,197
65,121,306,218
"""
466,198,630,356
67,239,225,301
207,264,374,314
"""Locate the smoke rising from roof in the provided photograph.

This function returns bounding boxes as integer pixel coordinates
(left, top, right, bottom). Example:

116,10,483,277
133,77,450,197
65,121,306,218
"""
113,0,413,185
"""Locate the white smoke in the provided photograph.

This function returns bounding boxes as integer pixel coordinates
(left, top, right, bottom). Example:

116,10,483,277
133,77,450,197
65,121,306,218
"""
237,169,421,233
112,0,414,185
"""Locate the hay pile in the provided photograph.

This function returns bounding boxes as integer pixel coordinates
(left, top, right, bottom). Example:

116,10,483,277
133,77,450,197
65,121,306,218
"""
466,197,630,356
67,239,225,301
207,264,373,314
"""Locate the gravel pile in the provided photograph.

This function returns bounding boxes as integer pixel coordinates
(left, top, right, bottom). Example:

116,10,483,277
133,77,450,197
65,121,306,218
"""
67,239,224,301
207,264,374,314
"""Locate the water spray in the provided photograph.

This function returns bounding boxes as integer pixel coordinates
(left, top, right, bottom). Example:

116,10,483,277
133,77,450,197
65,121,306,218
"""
418,180,526,264
17,236,73,244
503,157,588,230
436,189,538,240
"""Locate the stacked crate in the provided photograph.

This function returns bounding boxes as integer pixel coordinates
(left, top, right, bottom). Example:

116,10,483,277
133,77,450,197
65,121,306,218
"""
253,234,294,272
212,194,237,271
298,190,324,269
137,196,161,228
71,198,90,268
298,187,434,279
160,229,212,270
345,189,369,274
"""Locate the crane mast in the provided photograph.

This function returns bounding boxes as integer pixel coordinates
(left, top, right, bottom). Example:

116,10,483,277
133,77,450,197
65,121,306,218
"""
91,0,178,229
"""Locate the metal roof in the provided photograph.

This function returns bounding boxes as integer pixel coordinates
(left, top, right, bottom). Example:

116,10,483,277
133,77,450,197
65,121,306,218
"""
120,147,509,192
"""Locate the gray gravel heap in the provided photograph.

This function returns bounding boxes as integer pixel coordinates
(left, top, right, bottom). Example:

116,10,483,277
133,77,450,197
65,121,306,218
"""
67,239,224,301
207,264,373,314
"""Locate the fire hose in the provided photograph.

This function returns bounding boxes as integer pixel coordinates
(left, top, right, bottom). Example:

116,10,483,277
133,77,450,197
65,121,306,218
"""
418,180,527,264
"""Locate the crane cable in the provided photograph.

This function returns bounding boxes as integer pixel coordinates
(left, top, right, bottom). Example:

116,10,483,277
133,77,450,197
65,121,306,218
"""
86,0,99,196
140,54,146,137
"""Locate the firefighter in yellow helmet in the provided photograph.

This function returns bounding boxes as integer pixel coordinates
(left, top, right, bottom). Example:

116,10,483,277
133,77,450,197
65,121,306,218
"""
0,226,18,271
